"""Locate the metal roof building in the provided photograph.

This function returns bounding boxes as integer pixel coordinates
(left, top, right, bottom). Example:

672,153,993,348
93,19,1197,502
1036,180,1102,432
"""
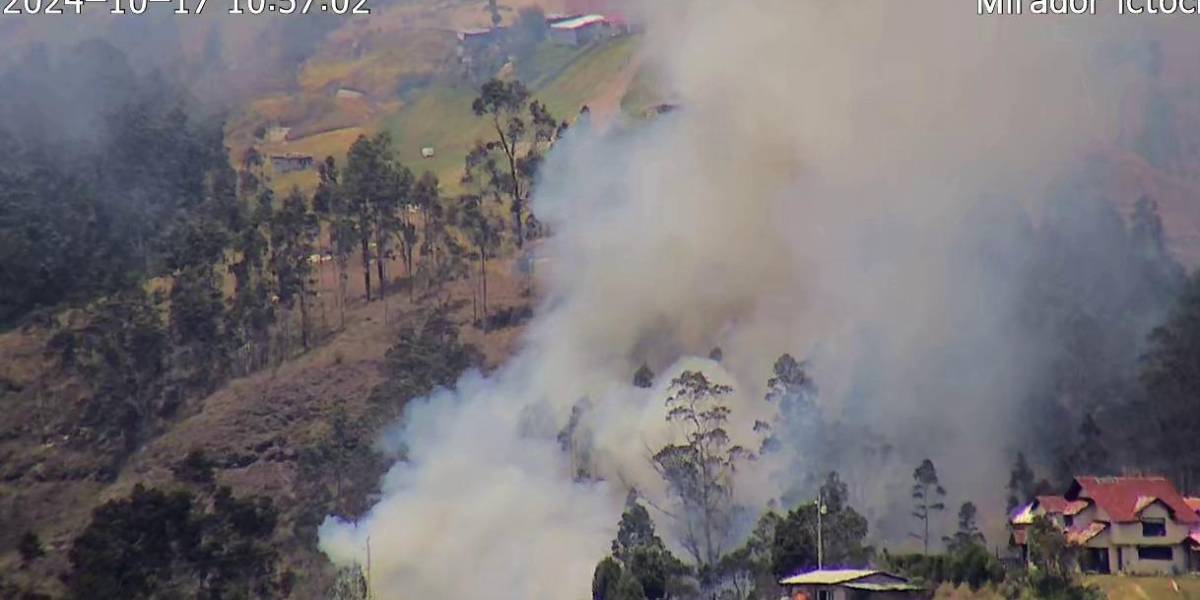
779,569,922,600
548,14,610,46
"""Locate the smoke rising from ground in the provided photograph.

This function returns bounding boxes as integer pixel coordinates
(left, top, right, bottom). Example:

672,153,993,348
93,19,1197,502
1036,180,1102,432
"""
320,1,1172,597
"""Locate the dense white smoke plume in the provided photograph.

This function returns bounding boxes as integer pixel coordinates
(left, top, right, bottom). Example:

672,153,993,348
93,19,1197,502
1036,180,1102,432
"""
321,1,1164,597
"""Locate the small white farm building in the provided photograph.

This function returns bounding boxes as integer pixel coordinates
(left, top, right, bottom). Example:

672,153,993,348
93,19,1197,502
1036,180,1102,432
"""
548,14,609,46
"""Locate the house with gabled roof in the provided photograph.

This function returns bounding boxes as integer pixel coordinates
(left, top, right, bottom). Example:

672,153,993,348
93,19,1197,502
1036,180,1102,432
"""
1010,475,1200,575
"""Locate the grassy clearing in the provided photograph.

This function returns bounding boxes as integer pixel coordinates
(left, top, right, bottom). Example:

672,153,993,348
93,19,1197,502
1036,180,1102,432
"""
249,35,643,197
535,35,639,118
1085,574,1200,599
297,29,453,98
518,40,595,88
379,84,492,187
378,35,641,189
931,576,1200,599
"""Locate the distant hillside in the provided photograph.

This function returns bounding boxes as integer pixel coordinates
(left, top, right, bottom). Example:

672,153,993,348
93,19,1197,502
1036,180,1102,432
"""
221,3,645,193
379,35,640,184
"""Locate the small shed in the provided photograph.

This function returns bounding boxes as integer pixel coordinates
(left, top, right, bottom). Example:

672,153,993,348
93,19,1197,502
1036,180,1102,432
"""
548,14,608,46
779,569,923,600
270,153,315,174
458,27,501,52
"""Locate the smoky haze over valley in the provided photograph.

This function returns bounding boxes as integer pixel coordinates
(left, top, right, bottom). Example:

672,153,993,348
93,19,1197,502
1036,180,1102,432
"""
4,1,1200,599
320,1,1198,598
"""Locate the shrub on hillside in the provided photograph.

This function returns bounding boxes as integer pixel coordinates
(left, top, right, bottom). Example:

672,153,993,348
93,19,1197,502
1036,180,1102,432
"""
66,483,283,600
373,308,482,407
884,543,1004,591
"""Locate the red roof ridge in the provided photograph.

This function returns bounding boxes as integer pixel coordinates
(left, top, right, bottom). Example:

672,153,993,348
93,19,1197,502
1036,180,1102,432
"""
1184,497,1200,513
1067,475,1197,524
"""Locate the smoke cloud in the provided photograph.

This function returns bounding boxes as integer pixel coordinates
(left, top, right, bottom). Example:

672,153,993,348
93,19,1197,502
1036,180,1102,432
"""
321,1,1174,597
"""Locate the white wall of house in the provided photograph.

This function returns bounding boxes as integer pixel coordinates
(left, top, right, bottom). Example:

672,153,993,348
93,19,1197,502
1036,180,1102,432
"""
1065,504,1097,529
1104,542,1188,575
1078,503,1191,574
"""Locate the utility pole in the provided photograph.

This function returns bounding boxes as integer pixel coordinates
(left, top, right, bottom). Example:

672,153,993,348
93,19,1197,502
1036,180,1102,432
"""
816,491,826,570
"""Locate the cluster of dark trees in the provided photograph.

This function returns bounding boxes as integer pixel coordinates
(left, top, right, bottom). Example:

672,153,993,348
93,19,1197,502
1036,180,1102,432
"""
63,478,285,600
7,66,565,467
11,450,287,600
591,469,878,599
1008,188,1190,488
1,65,568,597
0,40,228,327
312,77,565,329
0,33,565,591
1003,218,1200,493
33,137,328,460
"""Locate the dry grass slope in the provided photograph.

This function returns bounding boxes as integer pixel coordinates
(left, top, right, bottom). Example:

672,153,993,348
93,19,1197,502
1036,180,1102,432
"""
0,253,534,598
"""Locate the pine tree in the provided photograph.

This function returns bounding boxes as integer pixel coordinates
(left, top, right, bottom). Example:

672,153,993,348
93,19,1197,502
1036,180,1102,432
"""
1141,272,1200,492
344,135,382,301
343,133,419,304
313,157,355,330
228,166,276,373
166,216,229,390
456,193,501,328
944,501,984,552
414,172,468,304
910,458,946,554
1007,451,1036,512
271,188,320,351
764,353,821,488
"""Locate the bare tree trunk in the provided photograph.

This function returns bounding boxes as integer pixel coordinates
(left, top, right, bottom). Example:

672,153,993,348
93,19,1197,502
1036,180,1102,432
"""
512,201,523,249
299,289,310,350
336,260,348,331
318,289,327,338
479,249,488,330
376,230,387,299
360,238,372,301
318,257,328,336
338,270,348,331
280,307,291,363
922,500,930,555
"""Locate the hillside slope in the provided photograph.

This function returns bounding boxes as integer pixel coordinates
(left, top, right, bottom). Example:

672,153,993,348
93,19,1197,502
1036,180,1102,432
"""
0,254,534,598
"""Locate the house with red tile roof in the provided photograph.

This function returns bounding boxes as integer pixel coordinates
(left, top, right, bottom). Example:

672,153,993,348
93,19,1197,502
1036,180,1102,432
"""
1010,476,1200,575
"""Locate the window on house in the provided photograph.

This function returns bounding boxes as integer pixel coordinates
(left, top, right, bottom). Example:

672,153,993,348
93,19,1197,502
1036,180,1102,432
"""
1064,515,1074,527
1142,518,1167,537
1136,546,1173,561
816,590,834,600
